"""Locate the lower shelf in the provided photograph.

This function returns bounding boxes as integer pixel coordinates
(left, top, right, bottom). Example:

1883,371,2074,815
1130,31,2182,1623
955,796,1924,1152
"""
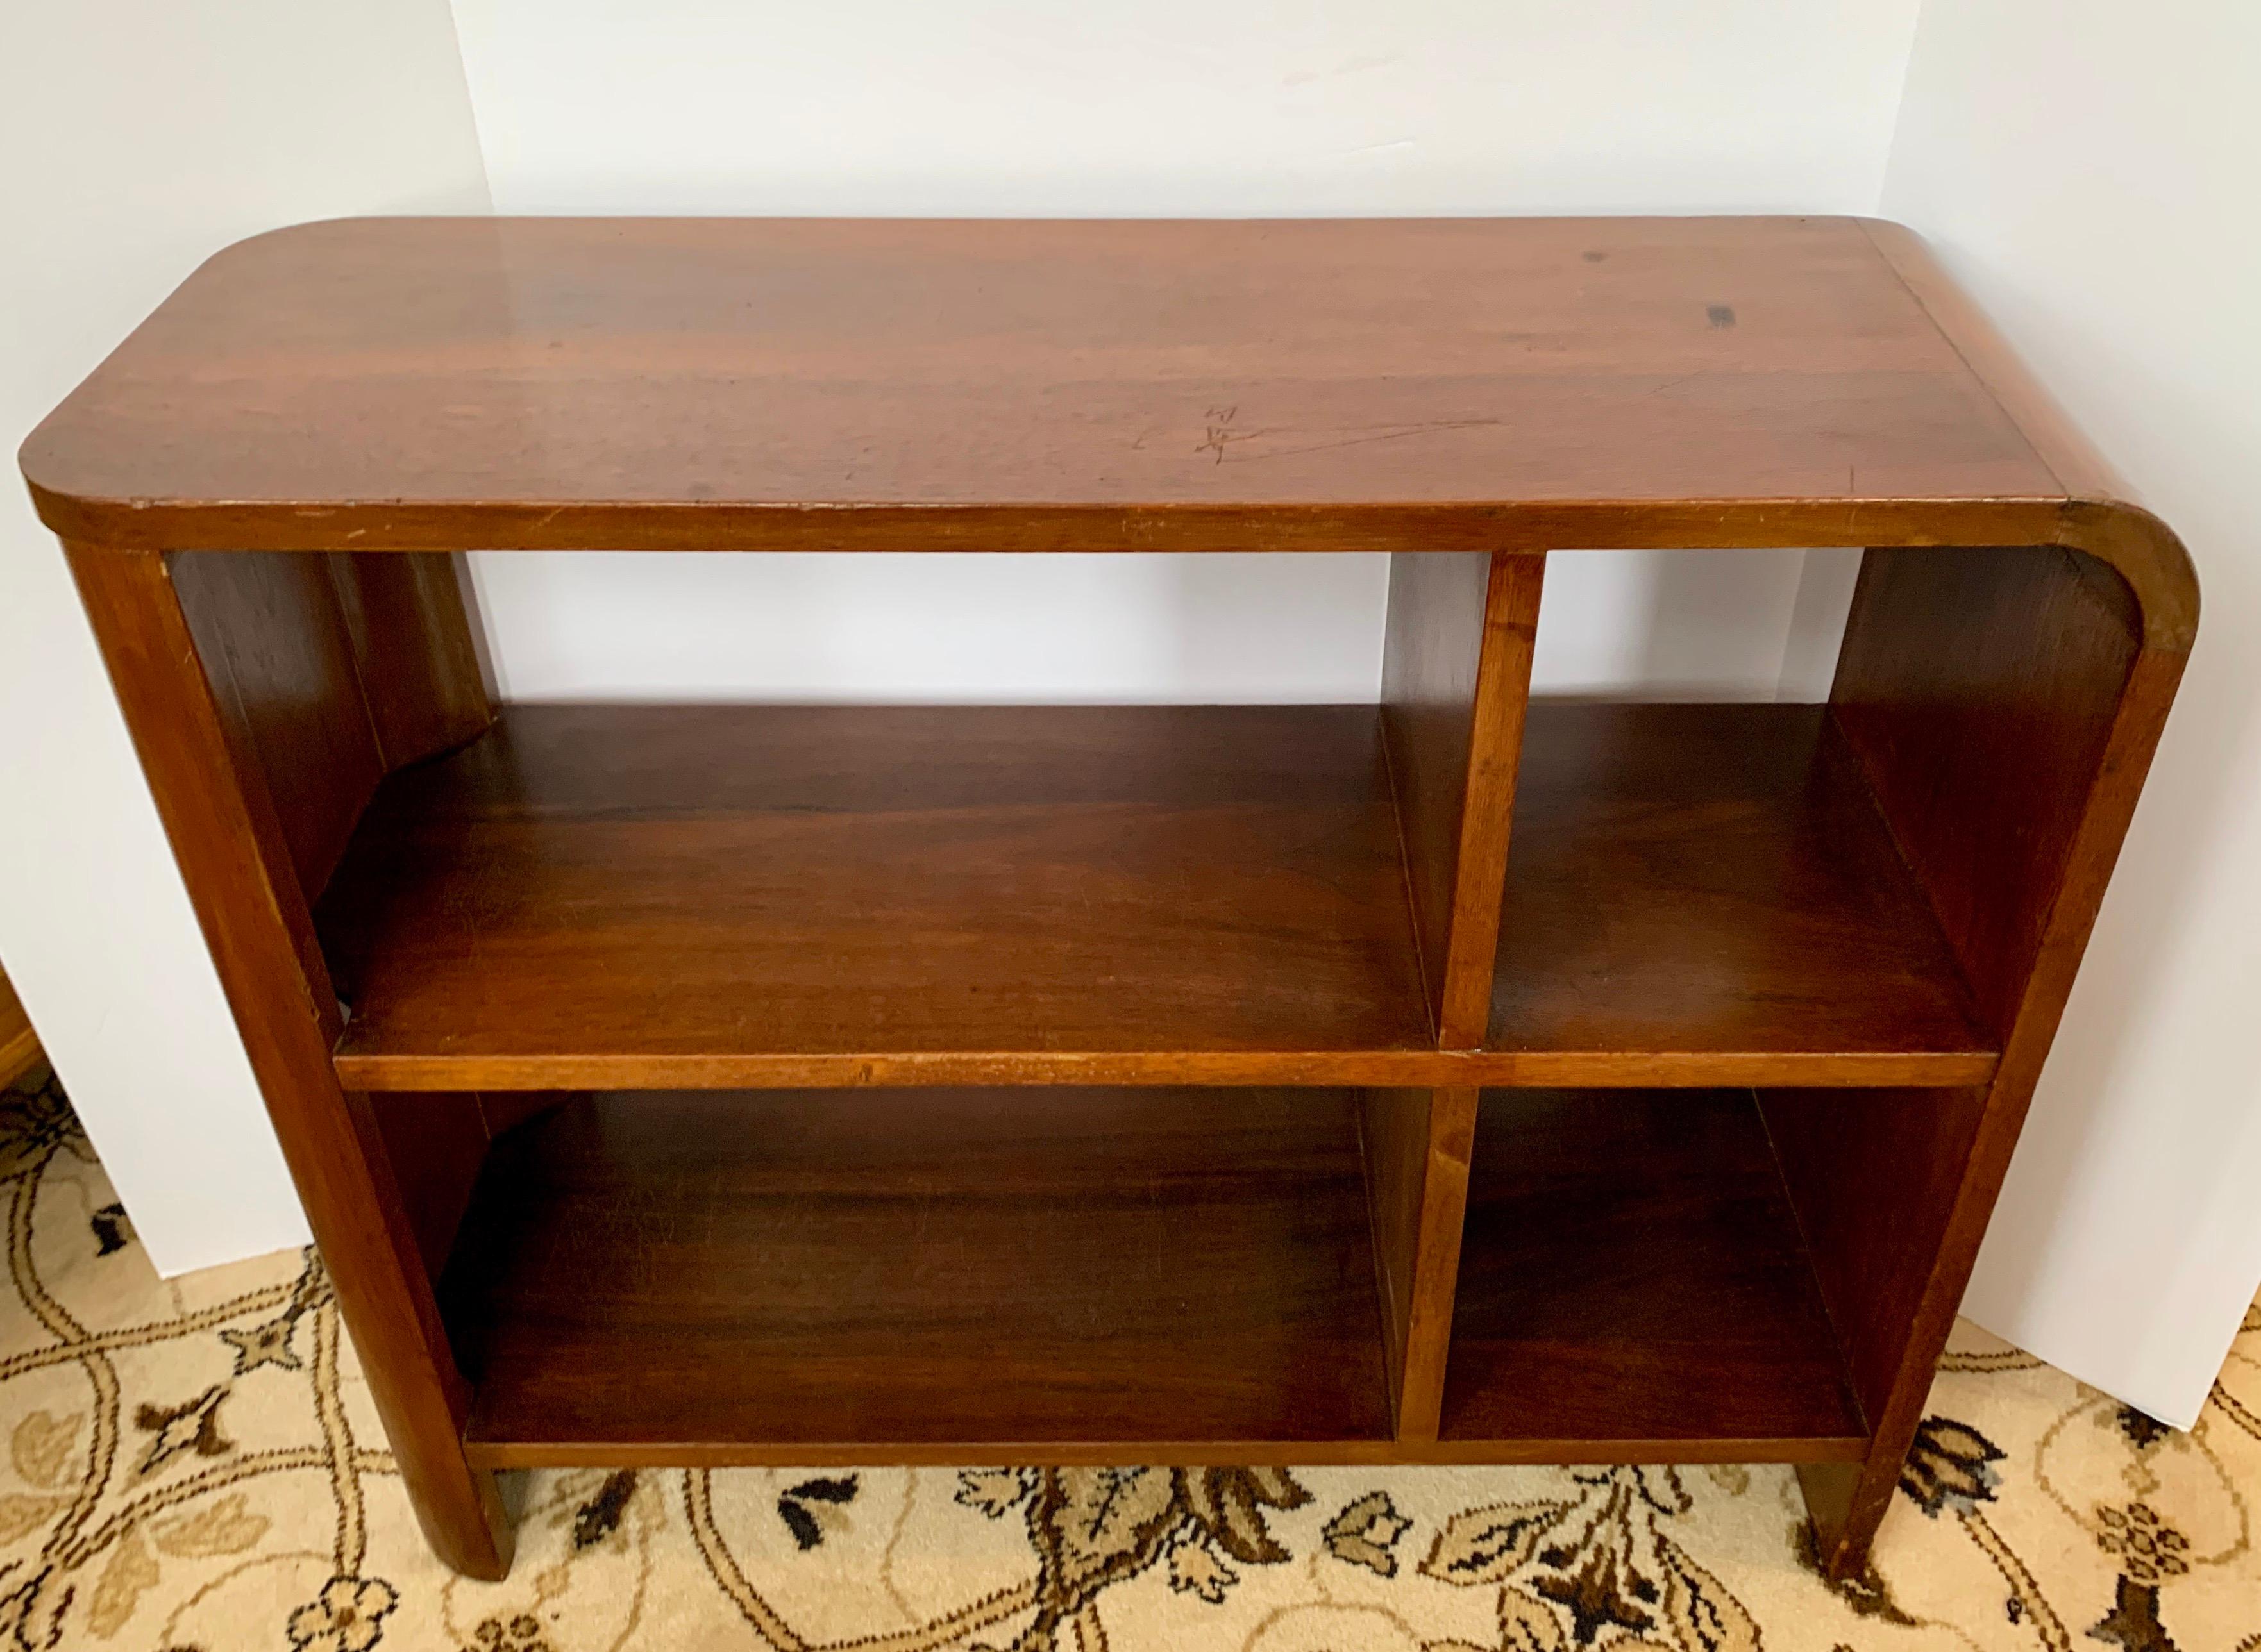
442,1088,1397,1460
1441,1089,1868,1458
433,1084,1874,1467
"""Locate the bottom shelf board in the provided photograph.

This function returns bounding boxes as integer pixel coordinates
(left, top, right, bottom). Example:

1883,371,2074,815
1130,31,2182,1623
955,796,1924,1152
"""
1441,1089,1868,1453
439,1084,1875,1466
443,1087,1397,1455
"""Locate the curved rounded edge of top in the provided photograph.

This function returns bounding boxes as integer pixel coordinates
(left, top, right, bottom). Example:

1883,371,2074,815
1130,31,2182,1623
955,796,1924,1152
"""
17,436,101,538
192,213,447,269
1851,217,2130,500
2055,496,2201,658
18,217,456,527
1852,217,2198,658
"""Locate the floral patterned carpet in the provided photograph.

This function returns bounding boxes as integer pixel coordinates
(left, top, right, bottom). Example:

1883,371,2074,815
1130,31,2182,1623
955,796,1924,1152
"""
1,1066,2255,1651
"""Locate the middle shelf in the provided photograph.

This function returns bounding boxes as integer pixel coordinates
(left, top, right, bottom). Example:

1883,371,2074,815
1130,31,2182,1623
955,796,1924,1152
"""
317,700,1997,1090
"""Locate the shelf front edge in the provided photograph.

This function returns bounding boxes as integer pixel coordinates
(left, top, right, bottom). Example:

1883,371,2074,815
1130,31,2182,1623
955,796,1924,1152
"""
335,1048,2001,1092
462,1435,1873,1471
41,493,2074,556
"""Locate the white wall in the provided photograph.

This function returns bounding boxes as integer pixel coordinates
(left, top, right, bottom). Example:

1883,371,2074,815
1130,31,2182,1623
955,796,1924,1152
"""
0,0,492,1272
1883,0,2261,1425
454,0,1919,215
472,547,1849,706
450,0,1913,706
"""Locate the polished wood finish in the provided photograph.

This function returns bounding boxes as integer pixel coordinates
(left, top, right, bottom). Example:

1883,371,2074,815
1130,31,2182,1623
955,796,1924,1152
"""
1765,228,2196,1576
0,968,39,1092
24,216,2073,556
317,705,1432,1086
444,1088,1393,1455
315,701,1998,1093
1835,547,2141,1039
31,216,2196,1584
1358,1087,1479,1439
59,545,511,1579
169,549,489,910
366,1092,510,1283
1790,546,2190,1572
1443,1089,1867,1455
1492,702,1992,1071
1382,552,1545,1044
170,551,386,902
1758,1085,1989,1427
323,553,492,770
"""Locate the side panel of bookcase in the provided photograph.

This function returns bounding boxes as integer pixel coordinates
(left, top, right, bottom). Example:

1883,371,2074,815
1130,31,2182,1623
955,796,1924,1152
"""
63,543,513,1579
1788,538,2191,1578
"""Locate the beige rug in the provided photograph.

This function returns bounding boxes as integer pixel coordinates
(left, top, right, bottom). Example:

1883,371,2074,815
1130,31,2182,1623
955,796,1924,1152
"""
1,1068,2255,1651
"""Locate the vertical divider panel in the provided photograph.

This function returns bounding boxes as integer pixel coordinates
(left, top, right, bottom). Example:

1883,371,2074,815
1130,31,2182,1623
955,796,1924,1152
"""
1358,1087,1481,1439
1369,550,1542,1439
1379,550,1545,1046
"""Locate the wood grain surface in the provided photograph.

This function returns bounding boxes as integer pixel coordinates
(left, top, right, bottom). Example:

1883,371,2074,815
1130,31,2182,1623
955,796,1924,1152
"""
319,704,1433,1084
1381,552,1545,1046
62,544,513,1578
1358,1086,1479,1440
316,701,2003,1092
443,1088,1395,1453
1795,533,2195,1574
1441,1089,1867,1453
1490,702,1994,1067
26,216,2074,554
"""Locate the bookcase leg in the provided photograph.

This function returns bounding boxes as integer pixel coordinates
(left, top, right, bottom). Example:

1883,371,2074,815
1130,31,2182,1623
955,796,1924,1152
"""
64,543,514,1579
1359,1086,1479,1439
1795,1460,1879,1578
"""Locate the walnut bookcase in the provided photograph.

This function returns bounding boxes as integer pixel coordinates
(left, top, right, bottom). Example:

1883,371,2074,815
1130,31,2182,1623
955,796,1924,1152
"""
23,217,2195,1581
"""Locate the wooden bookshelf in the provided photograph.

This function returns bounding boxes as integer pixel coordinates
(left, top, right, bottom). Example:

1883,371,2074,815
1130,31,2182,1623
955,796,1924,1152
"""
26,215,2196,1583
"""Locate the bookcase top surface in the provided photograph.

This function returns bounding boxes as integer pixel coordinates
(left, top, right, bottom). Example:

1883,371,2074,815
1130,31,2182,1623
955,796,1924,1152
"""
24,215,2078,551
